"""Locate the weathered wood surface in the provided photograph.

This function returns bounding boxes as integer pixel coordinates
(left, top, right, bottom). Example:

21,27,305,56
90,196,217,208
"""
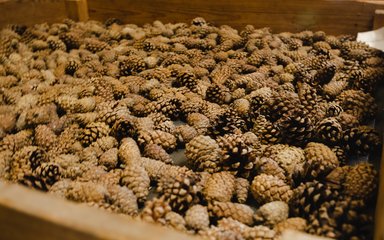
87,0,384,35
0,0,68,28
0,182,197,240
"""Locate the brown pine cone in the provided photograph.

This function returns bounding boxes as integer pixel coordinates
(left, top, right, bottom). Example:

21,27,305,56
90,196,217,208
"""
143,97,181,119
302,142,339,179
185,204,210,231
203,171,236,202
234,177,250,203
185,135,222,173
276,109,314,146
315,117,343,145
119,55,147,76
252,115,281,144
118,137,141,164
59,32,81,50
205,83,232,104
217,218,276,240
84,38,108,53
331,146,348,166
186,112,210,135
342,125,381,155
308,197,372,239
174,124,198,145
98,147,118,170
199,226,243,240
326,101,343,117
208,201,254,225
105,185,138,216
120,164,150,203
289,180,338,219
260,91,299,122
263,144,305,180
216,133,253,177
297,82,318,112
253,157,287,183
143,144,173,164
157,171,200,212
34,162,61,186
141,196,172,224
209,109,246,136
80,122,110,147
137,129,177,152
254,201,289,227
0,129,33,152
324,166,350,190
274,217,307,234
250,174,293,204
47,36,66,51
336,89,377,122
174,70,198,90
10,146,48,181
336,112,359,130
343,162,378,202
110,116,138,141
154,120,176,135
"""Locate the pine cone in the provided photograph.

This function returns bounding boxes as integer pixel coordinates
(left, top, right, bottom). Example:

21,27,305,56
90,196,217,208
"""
110,116,137,141
336,89,377,122
205,83,232,104
342,125,381,155
47,36,66,51
143,144,173,164
209,109,246,136
144,97,181,120
254,201,289,226
59,32,81,50
80,122,110,146
289,180,338,219
274,217,307,234
203,171,236,202
208,201,254,225
84,38,108,53
185,135,222,173
119,55,147,76
343,162,378,202
331,146,348,166
137,129,177,152
326,101,343,117
185,204,210,231
157,171,200,212
34,162,61,186
250,174,293,204
252,115,281,144
217,218,276,240
141,196,172,224
302,142,339,179
253,157,287,183
0,129,33,152
315,117,343,145
120,164,150,203
308,197,372,239
174,124,198,145
234,177,250,203
65,59,79,76
276,109,314,146
105,185,138,216
118,137,141,164
216,133,253,177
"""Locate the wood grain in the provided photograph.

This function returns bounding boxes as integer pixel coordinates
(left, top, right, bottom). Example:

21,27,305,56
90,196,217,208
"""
87,0,384,35
0,182,197,240
65,0,89,21
0,0,68,28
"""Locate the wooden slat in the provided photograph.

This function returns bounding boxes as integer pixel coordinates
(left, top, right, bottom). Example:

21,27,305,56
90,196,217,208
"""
87,0,384,35
0,0,68,28
374,9,384,29
0,182,197,240
65,0,89,22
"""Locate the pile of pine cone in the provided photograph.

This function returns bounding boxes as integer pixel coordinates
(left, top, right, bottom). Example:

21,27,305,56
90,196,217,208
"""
0,17,382,239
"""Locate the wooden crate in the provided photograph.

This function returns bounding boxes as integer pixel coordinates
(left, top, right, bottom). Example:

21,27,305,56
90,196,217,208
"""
0,1,384,240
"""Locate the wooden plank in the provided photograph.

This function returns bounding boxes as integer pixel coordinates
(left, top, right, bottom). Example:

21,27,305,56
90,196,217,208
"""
281,230,332,240
65,0,89,22
87,0,384,35
373,9,384,29
0,182,197,240
0,0,68,28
